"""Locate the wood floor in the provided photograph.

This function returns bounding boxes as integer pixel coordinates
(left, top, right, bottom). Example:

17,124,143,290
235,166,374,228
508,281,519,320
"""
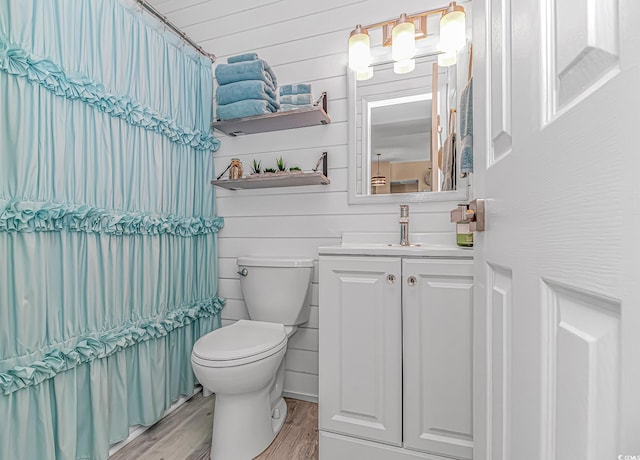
110,391,319,460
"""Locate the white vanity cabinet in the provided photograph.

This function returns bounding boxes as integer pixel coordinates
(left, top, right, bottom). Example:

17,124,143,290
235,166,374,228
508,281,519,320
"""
319,252,473,460
402,258,474,459
318,256,403,445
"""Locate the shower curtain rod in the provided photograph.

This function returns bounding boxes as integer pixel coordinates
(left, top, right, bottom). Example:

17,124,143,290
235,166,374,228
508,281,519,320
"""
135,0,216,63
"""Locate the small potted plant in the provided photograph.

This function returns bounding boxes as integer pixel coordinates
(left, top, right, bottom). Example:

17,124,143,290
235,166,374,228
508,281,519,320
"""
275,156,287,175
250,159,262,177
288,166,302,174
263,167,276,176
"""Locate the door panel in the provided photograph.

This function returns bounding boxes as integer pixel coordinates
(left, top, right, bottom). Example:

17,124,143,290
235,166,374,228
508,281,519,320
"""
540,280,621,460
543,0,619,115
319,256,402,446
489,0,513,162
403,259,474,459
487,263,513,460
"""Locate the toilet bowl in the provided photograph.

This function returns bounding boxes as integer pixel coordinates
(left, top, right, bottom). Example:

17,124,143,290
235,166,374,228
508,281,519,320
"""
191,256,313,460
192,320,288,460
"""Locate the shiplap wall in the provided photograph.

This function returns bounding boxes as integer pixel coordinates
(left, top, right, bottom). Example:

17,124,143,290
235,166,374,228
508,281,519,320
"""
149,0,467,401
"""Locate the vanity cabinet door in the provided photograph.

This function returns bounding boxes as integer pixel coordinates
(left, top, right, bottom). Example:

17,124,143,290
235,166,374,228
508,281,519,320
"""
319,256,402,446
403,258,474,459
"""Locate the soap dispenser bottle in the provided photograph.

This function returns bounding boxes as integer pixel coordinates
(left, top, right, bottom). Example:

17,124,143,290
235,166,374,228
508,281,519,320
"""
456,204,474,247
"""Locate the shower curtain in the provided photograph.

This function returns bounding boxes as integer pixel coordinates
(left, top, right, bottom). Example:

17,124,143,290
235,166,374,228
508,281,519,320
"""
0,1,224,458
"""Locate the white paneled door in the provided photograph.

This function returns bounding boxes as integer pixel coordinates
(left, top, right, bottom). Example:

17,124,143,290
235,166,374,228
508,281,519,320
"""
473,1,640,460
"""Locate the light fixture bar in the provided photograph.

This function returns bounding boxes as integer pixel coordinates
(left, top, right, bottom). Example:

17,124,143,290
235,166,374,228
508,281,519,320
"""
382,15,428,47
362,6,448,35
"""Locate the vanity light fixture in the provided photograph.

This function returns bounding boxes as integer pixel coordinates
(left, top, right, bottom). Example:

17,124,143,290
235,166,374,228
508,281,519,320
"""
439,2,466,53
348,25,371,74
391,13,416,73
371,153,387,187
347,1,466,79
438,50,457,67
356,66,374,81
394,59,416,74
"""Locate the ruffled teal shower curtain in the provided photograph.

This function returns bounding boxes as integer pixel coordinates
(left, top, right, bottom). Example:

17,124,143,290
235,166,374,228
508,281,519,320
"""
0,1,224,458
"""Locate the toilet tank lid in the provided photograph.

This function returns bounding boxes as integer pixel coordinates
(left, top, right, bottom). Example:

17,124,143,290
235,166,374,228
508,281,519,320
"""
237,257,314,268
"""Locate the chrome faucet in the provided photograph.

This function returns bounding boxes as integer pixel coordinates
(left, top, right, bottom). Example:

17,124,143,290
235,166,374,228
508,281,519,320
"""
399,205,410,246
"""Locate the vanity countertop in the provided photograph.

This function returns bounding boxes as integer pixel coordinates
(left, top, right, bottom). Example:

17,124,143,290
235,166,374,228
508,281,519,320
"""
318,233,474,258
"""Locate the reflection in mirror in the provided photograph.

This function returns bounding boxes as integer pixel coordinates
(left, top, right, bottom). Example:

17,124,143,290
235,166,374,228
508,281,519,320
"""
356,55,458,197
369,94,433,194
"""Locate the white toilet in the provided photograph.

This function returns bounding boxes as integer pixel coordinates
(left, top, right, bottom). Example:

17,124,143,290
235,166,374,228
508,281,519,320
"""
191,256,313,460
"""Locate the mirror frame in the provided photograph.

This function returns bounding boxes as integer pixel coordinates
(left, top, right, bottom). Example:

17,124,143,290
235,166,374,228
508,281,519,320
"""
347,66,470,205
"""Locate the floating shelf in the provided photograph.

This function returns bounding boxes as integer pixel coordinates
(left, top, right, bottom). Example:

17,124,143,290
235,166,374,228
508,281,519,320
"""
211,92,330,137
212,172,330,190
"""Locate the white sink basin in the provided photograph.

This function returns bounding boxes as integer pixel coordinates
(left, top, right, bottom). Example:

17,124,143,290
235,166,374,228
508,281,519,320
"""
318,233,473,258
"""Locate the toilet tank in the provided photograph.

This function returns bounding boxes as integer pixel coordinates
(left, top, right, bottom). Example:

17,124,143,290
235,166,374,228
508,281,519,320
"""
237,257,314,326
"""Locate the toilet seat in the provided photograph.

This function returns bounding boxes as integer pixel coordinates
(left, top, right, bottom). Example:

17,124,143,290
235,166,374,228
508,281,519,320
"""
192,320,287,368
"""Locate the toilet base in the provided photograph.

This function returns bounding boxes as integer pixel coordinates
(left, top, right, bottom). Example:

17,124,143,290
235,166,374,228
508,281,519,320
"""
210,388,271,460
209,393,288,460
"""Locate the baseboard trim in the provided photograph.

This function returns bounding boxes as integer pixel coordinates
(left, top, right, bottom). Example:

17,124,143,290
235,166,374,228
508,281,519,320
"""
108,386,202,457
283,390,318,403
319,431,454,460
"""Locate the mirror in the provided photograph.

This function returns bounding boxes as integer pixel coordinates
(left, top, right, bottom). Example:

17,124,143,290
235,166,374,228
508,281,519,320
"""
361,57,441,197
369,94,433,195
347,16,471,204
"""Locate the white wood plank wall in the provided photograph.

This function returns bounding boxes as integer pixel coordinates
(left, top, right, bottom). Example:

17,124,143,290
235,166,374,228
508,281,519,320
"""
149,0,466,400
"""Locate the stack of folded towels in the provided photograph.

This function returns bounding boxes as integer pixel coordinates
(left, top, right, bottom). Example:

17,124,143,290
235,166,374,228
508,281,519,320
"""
279,84,313,111
214,53,279,120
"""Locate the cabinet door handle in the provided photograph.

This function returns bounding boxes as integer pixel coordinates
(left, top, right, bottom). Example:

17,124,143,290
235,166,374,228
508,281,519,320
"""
407,276,417,286
387,274,396,284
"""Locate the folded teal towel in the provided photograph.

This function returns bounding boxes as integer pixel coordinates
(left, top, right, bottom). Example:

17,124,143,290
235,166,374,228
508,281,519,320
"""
279,84,311,96
227,52,259,64
280,103,313,112
216,99,277,120
280,94,312,105
460,79,473,174
215,60,278,88
216,80,278,107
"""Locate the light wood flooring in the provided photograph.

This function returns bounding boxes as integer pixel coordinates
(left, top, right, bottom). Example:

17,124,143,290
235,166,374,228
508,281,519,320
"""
110,391,318,460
